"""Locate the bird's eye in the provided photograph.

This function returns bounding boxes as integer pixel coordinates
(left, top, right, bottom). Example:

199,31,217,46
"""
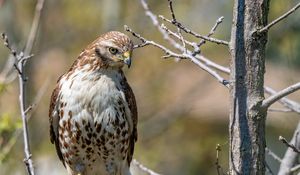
109,47,118,55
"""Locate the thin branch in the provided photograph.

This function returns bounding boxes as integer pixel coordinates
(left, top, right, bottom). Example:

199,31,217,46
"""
137,0,300,115
278,122,300,175
125,25,229,87
216,144,222,175
159,15,229,46
265,162,275,175
197,16,224,48
290,164,300,173
279,135,300,154
1,34,35,175
192,16,224,56
0,0,45,84
131,159,161,175
265,147,282,163
167,0,186,55
0,79,49,163
259,2,300,33
24,0,45,57
139,0,230,74
262,82,300,109
167,0,176,21
1,33,18,57
268,108,293,113
124,25,184,58
160,24,197,49
264,86,300,114
215,144,226,175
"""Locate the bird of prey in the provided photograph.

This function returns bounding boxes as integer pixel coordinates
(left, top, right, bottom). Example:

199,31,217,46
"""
49,31,138,175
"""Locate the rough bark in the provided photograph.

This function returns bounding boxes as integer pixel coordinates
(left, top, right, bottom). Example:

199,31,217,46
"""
229,0,270,174
278,122,300,175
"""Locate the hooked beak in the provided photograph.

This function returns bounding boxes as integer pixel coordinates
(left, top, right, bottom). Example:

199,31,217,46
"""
122,51,131,68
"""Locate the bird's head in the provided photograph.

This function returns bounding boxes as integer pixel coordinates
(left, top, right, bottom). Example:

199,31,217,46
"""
85,31,134,69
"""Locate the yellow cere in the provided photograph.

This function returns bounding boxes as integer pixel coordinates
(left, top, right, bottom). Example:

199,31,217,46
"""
123,51,130,58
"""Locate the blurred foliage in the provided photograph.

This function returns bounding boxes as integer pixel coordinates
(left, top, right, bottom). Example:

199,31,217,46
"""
0,113,21,134
0,0,299,175
0,83,6,94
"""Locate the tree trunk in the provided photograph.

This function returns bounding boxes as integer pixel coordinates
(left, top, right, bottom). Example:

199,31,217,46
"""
229,0,270,174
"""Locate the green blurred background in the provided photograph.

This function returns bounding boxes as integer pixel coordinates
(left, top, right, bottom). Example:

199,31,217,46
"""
0,0,299,174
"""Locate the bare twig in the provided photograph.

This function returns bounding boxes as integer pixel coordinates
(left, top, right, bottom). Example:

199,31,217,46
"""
279,135,300,154
265,147,281,163
259,2,300,33
139,0,230,74
125,25,184,57
125,25,229,87
192,16,224,56
268,108,293,113
24,0,45,56
262,82,300,109
0,79,49,163
131,159,161,175
161,24,196,48
278,122,300,175
140,0,300,114
264,86,300,114
0,0,45,84
197,16,224,48
159,15,229,46
1,33,35,175
1,33,18,57
290,164,300,173
215,144,226,175
167,0,186,55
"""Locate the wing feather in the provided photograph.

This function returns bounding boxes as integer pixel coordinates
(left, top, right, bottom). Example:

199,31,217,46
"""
49,77,65,166
120,71,138,165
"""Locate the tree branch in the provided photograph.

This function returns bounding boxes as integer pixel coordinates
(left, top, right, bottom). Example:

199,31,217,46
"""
195,16,224,54
290,164,300,174
159,15,229,46
0,79,49,163
278,122,300,175
0,0,45,84
264,86,300,114
1,33,35,175
215,144,226,175
265,147,281,163
139,0,230,74
124,25,229,87
137,0,300,115
279,135,300,154
262,82,300,109
24,0,45,57
258,2,300,33
268,108,293,113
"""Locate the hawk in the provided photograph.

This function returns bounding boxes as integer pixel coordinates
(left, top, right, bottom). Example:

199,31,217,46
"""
49,31,137,175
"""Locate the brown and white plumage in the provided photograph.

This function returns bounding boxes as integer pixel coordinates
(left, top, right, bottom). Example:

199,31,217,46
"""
49,31,137,175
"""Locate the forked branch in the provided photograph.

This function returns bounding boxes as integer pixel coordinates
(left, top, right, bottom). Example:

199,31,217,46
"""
125,25,229,87
1,33,35,175
159,15,229,46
